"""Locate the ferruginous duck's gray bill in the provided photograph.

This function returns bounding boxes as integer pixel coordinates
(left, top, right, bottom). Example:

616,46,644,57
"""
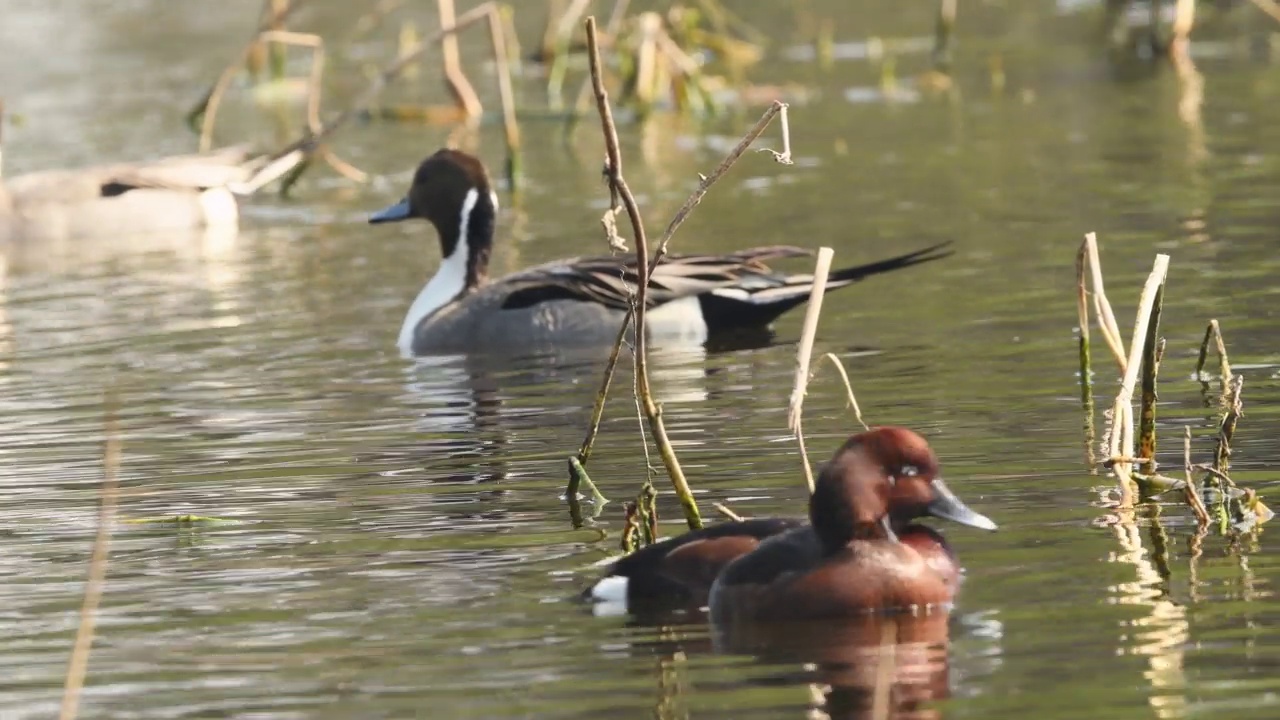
926,479,998,531
369,198,412,224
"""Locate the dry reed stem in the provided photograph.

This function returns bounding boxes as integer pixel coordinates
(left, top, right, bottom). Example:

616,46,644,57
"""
264,3,493,168
1076,239,1097,469
1251,0,1280,23
318,147,368,183
788,248,835,433
1108,253,1170,507
621,501,640,552
541,0,565,58
200,29,324,152
586,16,702,530
1075,239,1093,402
788,248,834,494
932,0,958,73
262,0,291,78
566,456,608,521
653,101,791,263
437,0,483,121
1214,374,1243,475
633,13,661,110
712,502,743,522
485,5,522,185
1172,0,1197,42
1183,426,1211,526
792,350,870,496
60,398,122,720
1137,270,1166,468
231,149,309,196
499,5,522,74
186,0,308,129
654,30,705,78
1195,319,1232,387
198,29,364,191
569,0,631,118
1195,464,1232,483
1083,232,1127,371
262,31,365,186
1169,19,1204,136
821,353,870,432
547,0,594,105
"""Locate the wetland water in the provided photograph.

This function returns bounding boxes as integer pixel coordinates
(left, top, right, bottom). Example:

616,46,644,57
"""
2,2,1279,718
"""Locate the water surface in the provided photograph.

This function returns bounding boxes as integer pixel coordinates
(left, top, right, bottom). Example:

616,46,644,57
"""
2,2,1279,718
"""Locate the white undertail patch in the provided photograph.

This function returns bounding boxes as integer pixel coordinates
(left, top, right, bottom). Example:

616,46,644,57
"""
198,188,239,228
647,295,709,344
398,188,479,353
588,575,629,602
587,575,630,616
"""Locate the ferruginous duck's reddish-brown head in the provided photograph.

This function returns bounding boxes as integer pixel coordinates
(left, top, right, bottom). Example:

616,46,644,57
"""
808,426,996,554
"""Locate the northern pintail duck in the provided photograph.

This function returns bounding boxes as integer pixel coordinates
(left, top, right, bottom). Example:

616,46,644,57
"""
585,427,993,617
0,105,256,242
369,149,952,356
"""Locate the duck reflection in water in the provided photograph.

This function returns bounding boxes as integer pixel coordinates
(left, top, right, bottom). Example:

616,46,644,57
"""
715,612,952,720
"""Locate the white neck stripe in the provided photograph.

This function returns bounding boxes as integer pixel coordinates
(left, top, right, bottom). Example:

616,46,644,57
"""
398,188,479,353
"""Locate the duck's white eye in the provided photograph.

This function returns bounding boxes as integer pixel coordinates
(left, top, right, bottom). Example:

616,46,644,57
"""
901,465,920,477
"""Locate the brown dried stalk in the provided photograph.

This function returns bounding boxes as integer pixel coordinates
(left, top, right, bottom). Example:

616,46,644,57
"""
1076,239,1097,470
1137,274,1166,468
585,15,702,530
437,0,483,121
788,247,835,494
1195,319,1232,389
198,29,364,190
713,502,744,522
1251,0,1280,24
261,3,494,172
1107,253,1169,507
186,0,309,129
575,17,796,530
1083,232,1127,371
60,396,122,720
1183,426,1211,526
1214,374,1244,475
486,6,522,186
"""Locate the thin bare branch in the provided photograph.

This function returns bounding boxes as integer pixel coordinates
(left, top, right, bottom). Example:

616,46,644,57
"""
653,101,791,261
